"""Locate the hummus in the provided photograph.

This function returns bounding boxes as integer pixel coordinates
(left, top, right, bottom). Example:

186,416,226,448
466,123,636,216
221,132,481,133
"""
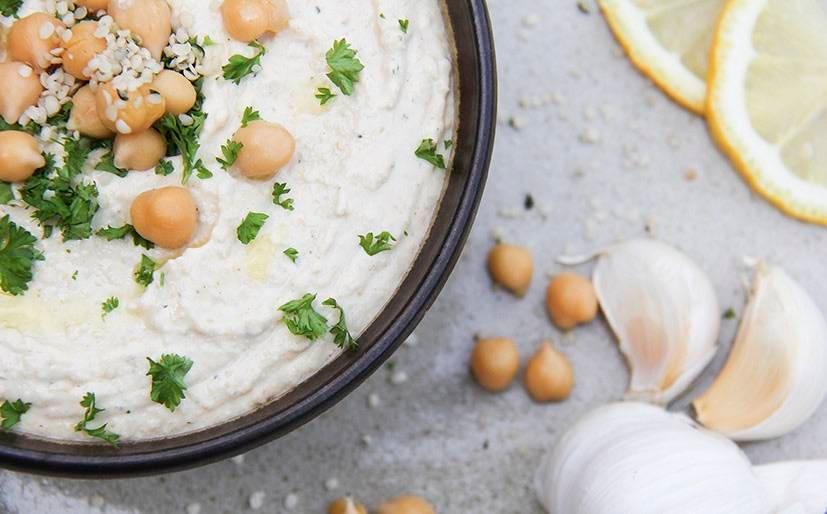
0,0,454,441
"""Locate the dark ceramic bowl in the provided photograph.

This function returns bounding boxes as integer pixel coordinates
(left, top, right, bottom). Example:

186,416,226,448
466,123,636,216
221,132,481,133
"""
0,0,496,478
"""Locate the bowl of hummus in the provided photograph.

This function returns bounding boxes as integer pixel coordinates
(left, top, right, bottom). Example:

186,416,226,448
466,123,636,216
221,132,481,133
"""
0,0,494,476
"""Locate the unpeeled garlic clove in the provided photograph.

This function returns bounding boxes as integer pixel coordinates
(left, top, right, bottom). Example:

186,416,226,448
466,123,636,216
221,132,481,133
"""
584,239,720,404
692,264,827,441
754,461,827,513
535,402,768,514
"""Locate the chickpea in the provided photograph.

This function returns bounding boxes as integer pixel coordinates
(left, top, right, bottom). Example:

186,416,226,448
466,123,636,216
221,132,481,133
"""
95,83,166,135
108,0,171,60
61,21,106,79
0,61,43,124
221,0,289,42
487,243,533,296
545,272,598,330
150,70,197,115
376,495,436,514
0,131,46,182
68,85,114,139
131,187,198,249
7,13,64,71
524,342,574,402
470,337,520,392
114,129,166,171
75,0,109,10
328,497,368,514
232,121,295,179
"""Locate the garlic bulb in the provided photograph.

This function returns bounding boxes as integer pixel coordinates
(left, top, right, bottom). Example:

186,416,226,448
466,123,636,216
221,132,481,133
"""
693,264,827,441
535,402,769,514
587,239,720,403
755,461,827,513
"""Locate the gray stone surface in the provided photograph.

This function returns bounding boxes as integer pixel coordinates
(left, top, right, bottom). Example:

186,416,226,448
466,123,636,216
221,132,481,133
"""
3,0,827,512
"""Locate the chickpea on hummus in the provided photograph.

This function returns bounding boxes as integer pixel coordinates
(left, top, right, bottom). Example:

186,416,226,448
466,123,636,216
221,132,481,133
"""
0,0,455,442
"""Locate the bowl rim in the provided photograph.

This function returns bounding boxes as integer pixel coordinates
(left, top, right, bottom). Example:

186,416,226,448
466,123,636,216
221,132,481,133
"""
0,0,496,478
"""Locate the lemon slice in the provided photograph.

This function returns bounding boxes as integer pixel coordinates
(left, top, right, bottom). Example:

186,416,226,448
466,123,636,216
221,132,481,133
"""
708,0,827,224
599,0,726,114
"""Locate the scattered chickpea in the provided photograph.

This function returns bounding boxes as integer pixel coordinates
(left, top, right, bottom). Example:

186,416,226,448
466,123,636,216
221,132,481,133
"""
545,272,598,330
232,121,295,179
114,129,166,171
221,0,289,42
470,337,520,392
95,83,166,135
62,21,107,80
131,187,198,249
0,61,43,124
108,0,172,60
328,497,368,514
68,85,114,139
7,13,64,71
0,131,46,182
376,495,436,514
524,342,574,402
150,70,197,115
487,243,533,296
75,0,109,9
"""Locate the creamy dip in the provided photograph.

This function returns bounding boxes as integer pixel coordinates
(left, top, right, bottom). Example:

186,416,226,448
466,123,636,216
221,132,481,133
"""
0,0,454,441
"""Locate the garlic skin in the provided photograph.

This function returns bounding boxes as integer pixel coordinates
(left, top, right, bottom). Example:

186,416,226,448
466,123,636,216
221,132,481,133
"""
693,264,827,441
755,461,827,514
535,402,769,514
590,239,720,404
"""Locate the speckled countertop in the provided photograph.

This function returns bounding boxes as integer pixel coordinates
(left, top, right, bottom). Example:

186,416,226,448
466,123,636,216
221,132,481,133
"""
3,1,827,512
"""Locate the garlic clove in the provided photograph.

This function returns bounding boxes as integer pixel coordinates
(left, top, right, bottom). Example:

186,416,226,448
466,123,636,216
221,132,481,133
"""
535,402,768,514
590,239,720,404
754,461,827,513
693,264,827,441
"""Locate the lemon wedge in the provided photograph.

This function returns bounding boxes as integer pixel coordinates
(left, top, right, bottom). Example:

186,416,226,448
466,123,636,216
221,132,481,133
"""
708,0,827,224
598,0,726,114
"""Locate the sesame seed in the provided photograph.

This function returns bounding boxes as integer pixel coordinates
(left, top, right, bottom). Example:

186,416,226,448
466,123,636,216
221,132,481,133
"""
39,22,55,39
248,491,266,510
283,493,299,510
17,65,33,78
178,113,194,126
115,119,132,134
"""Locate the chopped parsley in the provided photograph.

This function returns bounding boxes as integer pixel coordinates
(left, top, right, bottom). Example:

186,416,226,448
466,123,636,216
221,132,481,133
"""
155,79,207,184
0,215,43,296
194,159,213,179
73,392,119,446
0,399,31,430
94,152,128,178
279,293,328,341
134,254,156,287
101,296,119,319
315,87,336,105
325,39,364,95
146,354,193,412
358,231,396,256
201,35,217,47
399,19,409,33
241,106,261,127
0,0,23,17
237,212,268,244
217,140,243,171
723,308,736,320
283,247,298,262
155,160,174,176
322,298,358,350
223,42,266,84
444,139,454,150
96,224,154,250
415,138,446,169
272,182,294,210
0,183,14,205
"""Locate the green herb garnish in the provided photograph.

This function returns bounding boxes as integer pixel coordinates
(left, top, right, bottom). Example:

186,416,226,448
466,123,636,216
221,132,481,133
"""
237,212,269,244
322,298,358,350
415,138,446,169
101,296,119,318
147,354,193,412
0,399,30,430
315,87,336,105
94,152,128,177
96,224,154,250
399,19,409,33
155,160,174,176
283,247,298,262
358,231,396,256
222,42,266,84
272,182,294,210
0,0,23,17
73,392,119,446
723,308,736,320
0,183,14,205
325,39,364,95
0,215,43,296
155,79,207,184
241,106,261,127
217,140,243,170
134,254,156,287
279,293,328,341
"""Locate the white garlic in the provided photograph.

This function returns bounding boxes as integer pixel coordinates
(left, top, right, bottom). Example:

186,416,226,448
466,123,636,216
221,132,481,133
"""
535,402,769,514
578,239,720,403
755,460,827,514
693,264,827,441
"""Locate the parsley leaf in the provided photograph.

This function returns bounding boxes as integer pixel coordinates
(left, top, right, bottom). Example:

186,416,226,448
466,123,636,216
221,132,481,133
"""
155,79,207,184
272,182,294,210
444,139,453,150
0,215,43,296
96,224,155,250
134,254,156,287
73,392,119,446
194,158,213,179
279,293,328,341
0,183,14,205
0,0,23,17
217,140,243,170
155,160,174,176
101,296,119,319
322,298,358,350
415,138,446,169
358,231,396,256
222,42,266,84
241,106,261,127
315,87,336,105
283,247,298,262
94,152,128,177
399,19,409,33
201,35,216,47
0,399,31,430
146,354,193,412
237,212,268,244
325,39,364,95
